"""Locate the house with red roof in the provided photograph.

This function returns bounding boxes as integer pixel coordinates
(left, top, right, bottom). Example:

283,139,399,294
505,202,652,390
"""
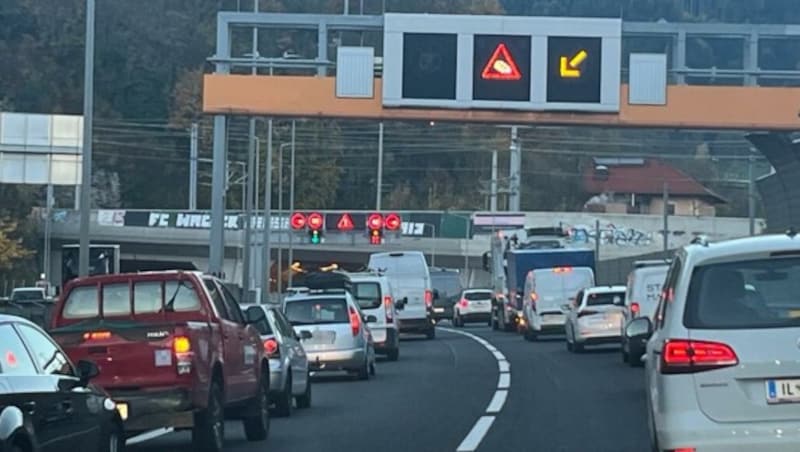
582,158,727,216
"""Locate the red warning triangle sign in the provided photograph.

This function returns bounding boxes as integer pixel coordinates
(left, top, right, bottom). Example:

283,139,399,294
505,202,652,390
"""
481,43,522,81
337,213,355,231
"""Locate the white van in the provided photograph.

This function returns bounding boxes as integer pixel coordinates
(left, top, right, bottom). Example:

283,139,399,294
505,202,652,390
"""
620,260,669,365
347,272,401,361
520,266,595,341
367,251,435,339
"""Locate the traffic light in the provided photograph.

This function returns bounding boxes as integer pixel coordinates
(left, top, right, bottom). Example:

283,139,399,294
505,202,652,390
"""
307,212,324,244
367,213,383,245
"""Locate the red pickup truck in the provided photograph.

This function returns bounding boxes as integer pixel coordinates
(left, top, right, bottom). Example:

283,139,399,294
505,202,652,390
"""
49,270,271,452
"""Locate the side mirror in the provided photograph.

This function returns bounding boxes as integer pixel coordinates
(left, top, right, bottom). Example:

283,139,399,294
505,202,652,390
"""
245,306,267,324
561,303,572,312
365,315,378,323
76,360,100,385
299,330,313,340
625,317,653,340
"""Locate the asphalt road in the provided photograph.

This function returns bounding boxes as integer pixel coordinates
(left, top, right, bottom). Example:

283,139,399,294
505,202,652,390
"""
127,325,650,452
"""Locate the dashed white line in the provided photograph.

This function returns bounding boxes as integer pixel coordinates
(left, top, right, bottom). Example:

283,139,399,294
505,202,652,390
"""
486,390,508,414
456,416,496,452
126,427,174,446
498,373,511,389
440,327,511,452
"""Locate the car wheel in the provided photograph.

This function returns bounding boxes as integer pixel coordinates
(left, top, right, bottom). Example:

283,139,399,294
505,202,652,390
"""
426,327,436,340
243,374,270,441
574,340,585,353
523,327,537,342
491,313,498,330
648,403,660,452
387,348,399,361
273,374,293,417
621,340,630,364
357,358,370,380
99,421,124,452
193,380,225,452
566,335,574,352
295,374,312,409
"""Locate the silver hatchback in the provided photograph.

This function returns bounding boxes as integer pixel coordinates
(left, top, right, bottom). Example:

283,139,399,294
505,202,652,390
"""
283,292,377,380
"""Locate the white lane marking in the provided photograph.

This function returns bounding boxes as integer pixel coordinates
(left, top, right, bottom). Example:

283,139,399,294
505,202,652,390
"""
498,360,510,372
456,416,496,452
126,427,174,446
440,327,511,452
486,390,508,414
498,373,511,389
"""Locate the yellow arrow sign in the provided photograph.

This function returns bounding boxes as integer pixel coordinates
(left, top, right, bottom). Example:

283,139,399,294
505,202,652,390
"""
559,50,588,78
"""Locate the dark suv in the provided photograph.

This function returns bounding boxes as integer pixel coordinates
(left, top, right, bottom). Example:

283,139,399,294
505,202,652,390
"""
430,268,463,323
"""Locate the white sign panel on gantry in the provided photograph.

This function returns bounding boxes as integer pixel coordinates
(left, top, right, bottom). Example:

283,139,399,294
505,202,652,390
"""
382,14,622,113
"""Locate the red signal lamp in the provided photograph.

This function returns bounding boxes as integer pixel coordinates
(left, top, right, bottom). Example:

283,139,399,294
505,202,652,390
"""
307,212,324,230
384,213,401,231
290,212,307,230
367,213,384,230
369,229,382,245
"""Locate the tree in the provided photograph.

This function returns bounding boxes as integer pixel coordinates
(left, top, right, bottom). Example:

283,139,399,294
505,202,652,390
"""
0,219,31,270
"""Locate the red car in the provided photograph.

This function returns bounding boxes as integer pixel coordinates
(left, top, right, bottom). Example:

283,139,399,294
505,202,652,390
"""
49,271,270,452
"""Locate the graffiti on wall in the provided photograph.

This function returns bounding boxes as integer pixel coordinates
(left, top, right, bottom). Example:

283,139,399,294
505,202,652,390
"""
563,222,655,247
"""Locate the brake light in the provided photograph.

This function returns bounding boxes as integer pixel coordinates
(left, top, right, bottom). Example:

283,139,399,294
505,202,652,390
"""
424,290,433,308
577,310,598,318
264,338,279,357
553,267,572,273
459,299,468,308
384,296,394,321
349,306,361,336
530,292,538,302
661,339,738,374
668,448,696,452
630,302,640,317
83,331,112,341
173,336,192,354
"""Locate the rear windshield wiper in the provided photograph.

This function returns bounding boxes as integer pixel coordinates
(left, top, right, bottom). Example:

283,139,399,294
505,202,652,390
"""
162,281,191,313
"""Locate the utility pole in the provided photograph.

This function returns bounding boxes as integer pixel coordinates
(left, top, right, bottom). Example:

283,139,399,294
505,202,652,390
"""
662,182,670,252
78,0,96,277
189,123,198,210
287,121,297,289
748,153,756,236
490,150,498,212
277,143,287,294
260,120,273,304
43,184,54,283
376,122,384,211
242,0,259,299
508,126,521,212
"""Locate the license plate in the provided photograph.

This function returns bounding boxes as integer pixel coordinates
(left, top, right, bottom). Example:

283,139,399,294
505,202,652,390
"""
543,315,565,325
767,379,800,403
116,402,129,421
433,307,444,313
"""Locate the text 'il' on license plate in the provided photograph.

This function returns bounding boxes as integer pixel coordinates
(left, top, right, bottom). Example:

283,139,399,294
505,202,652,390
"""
767,379,800,404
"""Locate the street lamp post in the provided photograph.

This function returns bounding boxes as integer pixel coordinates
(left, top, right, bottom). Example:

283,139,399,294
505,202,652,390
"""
78,0,96,277
277,142,291,294
287,121,297,289
423,223,437,267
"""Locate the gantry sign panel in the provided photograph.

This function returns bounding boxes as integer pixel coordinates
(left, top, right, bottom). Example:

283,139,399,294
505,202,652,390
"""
382,14,622,113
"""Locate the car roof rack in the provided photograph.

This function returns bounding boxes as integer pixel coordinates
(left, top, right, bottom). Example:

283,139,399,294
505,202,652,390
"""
690,235,710,247
296,271,352,292
633,259,671,269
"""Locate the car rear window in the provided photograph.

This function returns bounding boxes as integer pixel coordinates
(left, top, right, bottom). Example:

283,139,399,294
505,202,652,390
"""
586,292,624,306
12,291,43,302
284,298,349,325
352,282,382,309
62,279,201,320
684,257,800,329
464,291,493,301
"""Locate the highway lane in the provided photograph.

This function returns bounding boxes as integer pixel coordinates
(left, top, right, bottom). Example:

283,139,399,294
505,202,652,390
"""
126,328,499,452
126,326,650,452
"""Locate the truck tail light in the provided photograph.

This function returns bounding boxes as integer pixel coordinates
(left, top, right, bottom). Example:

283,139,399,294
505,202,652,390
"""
630,302,640,317
424,290,433,308
661,339,738,374
459,299,468,309
384,296,394,322
173,335,193,375
83,331,112,341
349,306,361,337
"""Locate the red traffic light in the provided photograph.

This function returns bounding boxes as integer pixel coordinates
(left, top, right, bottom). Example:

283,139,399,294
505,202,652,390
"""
369,229,382,245
307,212,324,230
384,213,401,231
290,212,307,230
367,214,384,230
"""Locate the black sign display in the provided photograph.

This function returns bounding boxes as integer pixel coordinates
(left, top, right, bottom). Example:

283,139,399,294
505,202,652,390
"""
402,33,458,100
473,35,531,102
547,36,602,103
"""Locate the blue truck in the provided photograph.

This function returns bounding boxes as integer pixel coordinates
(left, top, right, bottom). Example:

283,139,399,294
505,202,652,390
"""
506,248,596,306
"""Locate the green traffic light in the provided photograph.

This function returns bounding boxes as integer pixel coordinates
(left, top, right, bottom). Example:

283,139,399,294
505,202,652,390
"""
310,230,322,244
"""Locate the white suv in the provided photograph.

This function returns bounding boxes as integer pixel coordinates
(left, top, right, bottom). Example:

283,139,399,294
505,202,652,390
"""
347,272,401,361
628,234,800,452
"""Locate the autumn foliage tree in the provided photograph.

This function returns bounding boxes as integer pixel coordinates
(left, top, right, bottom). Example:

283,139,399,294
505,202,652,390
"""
0,220,31,271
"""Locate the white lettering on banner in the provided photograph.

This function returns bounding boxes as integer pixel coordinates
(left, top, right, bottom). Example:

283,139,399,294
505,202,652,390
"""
176,213,192,228
201,215,211,228
225,215,239,229
148,213,169,227
189,215,203,228
401,222,427,236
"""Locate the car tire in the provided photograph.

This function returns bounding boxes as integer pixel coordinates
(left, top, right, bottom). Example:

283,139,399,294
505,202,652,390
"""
574,341,585,353
491,315,498,330
523,327,537,342
566,336,574,352
357,358,370,380
98,421,125,452
243,374,270,442
621,341,630,364
193,380,225,452
295,375,312,409
387,348,399,361
426,327,436,340
274,374,293,417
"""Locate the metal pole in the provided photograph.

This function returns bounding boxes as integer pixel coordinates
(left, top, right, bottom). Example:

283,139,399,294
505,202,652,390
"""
189,123,198,210
376,122,384,210
277,143,284,294
431,224,437,267
748,153,756,236
463,217,469,283
209,115,228,275
43,184,53,283
595,219,600,260
344,0,349,15
662,182,669,252
78,0,96,277
254,138,260,214
490,150,498,212
508,126,521,212
287,121,296,289
242,0,258,298
260,120,273,304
